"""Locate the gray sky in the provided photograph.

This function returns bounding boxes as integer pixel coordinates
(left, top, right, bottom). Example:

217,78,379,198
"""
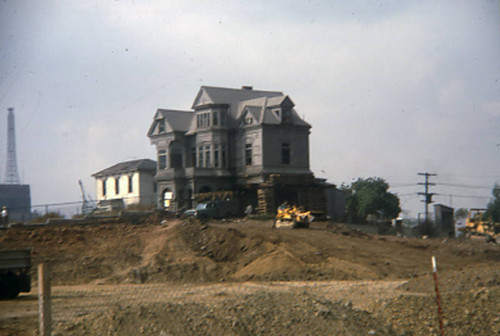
1,0,499,218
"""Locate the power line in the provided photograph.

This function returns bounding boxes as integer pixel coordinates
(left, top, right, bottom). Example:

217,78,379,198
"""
436,182,495,189
435,194,492,200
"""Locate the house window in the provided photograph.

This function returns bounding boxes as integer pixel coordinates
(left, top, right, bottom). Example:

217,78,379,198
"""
190,147,196,167
222,144,227,168
213,111,218,126
115,177,120,195
102,179,107,196
244,116,253,125
220,111,226,126
128,175,133,193
282,143,290,164
245,143,252,166
205,145,211,167
158,119,165,133
274,109,281,118
214,145,220,168
163,189,173,208
197,112,211,128
158,149,167,169
198,146,204,168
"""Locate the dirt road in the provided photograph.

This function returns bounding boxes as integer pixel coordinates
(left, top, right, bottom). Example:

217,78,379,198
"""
0,279,408,336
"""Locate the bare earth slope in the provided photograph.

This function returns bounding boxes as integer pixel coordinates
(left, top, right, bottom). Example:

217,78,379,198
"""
0,217,498,335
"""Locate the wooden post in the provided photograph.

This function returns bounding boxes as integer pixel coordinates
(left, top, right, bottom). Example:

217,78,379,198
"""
431,256,444,336
38,263,52,336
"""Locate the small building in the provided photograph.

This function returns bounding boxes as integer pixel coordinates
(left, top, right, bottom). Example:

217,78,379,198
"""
0,184,31,222
434,204,455,237
92,159,157,209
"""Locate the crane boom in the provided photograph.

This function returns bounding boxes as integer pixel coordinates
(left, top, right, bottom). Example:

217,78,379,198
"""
78,180,95,215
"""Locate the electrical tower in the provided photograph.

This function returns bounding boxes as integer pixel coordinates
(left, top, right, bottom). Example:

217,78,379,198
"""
4,108,21,184
418,172,437,224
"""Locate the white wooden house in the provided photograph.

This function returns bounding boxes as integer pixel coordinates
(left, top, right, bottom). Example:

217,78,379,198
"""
92,159,156,209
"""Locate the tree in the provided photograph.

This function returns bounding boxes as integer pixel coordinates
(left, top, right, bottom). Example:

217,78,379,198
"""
486,183,500,222
454,208,469,220
342,177,401,223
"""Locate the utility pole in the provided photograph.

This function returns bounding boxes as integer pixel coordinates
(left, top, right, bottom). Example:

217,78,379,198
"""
418,172,437,224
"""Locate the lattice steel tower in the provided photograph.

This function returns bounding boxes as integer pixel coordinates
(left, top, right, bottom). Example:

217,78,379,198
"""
4,107,21,184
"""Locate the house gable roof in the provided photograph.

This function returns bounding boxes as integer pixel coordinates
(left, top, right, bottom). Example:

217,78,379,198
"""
149,86,311,137
147,109,194,136
92,159,156,178
191,86,283,110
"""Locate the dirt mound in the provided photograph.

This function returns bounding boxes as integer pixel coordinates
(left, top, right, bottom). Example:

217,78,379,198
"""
1,217,499,285
376,284,500,335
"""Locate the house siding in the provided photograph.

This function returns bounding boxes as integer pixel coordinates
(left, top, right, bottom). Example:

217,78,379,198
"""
92,159,156,209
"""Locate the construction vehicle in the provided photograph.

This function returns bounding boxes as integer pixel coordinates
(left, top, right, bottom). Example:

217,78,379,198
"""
0,249,31,299
460,208,499,243
274,203,314,229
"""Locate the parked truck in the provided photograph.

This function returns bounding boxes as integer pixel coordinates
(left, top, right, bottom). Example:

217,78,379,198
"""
184,200,239,219
0,249,31,299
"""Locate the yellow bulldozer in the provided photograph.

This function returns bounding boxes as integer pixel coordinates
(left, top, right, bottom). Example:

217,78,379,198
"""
274,203,314,229
460,208,499,243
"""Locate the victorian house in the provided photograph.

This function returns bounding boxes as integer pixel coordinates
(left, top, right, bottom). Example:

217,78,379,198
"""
147,85,332,215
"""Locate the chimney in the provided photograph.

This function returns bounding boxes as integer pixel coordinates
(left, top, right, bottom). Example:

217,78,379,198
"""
241,86,253,90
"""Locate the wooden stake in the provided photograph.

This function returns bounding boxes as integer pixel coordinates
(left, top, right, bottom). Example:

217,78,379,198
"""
432,256,444,336
38,263,52,336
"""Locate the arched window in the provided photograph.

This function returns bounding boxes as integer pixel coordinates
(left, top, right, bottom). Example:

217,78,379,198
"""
163,189,173,208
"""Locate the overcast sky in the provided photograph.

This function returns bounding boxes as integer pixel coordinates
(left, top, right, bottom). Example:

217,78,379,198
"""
0,0,499,218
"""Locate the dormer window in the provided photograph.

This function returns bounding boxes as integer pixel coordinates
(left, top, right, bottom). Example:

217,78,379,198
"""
274,109,281,118
244,116,253,125
282,108,292,123
158,119,165,133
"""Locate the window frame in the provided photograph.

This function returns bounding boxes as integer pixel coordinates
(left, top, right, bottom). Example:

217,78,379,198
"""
158,149,167,169
115,176,120,195
245,143,252,166
281,143,290,165
128,175,133,193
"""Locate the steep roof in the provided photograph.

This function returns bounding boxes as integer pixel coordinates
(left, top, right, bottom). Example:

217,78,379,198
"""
147,109,194,136
192,86,283,110
92,159,156,178
159,109,194,132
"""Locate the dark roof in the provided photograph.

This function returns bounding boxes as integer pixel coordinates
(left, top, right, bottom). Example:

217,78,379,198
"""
158,109,194,131
147,109,194,136
192,86,283,109
92,159,156,178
